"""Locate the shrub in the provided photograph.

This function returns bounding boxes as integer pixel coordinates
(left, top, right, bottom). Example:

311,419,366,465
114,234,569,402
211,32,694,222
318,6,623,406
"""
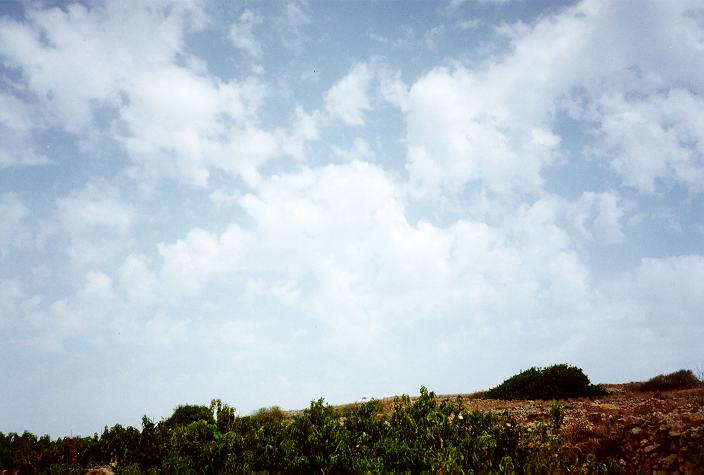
485,364,607,400
638,369,701,392
164,404,214,428
0,388,615,473
251,406,287,426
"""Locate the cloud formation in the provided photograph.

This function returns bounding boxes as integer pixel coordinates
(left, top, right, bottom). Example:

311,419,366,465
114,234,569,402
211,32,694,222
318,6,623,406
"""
1,0,703,437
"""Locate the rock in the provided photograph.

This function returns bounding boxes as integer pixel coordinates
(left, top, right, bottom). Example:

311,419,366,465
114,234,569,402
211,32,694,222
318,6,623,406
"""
661,453,677,467
644,443,659,454
631,427,643,436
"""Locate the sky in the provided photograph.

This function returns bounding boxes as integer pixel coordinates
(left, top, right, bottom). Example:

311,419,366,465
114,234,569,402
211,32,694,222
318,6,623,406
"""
1,0,703,437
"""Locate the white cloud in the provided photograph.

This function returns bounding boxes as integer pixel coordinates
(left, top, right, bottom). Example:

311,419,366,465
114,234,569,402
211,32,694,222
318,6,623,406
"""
0,92,49,168
57,184,135,233
157,225,248,295
0,193,31,254
602,255,704,369
585,88,704,193
280,107,321,160
55,183,137,265
331,137,373,162
325,63,373,126
377,68,409,111
404,64,562,197
119,254,160,306
404,0,704,197
148,161,599,352
208,189,240,208
118,66,275,187
322,60,408,127
631,256,704,303
424,25,445,49
0,1,205,133
570,191,629,244
0,1,286,188
276,0,309,51
79,271,117,303
229,9,262,58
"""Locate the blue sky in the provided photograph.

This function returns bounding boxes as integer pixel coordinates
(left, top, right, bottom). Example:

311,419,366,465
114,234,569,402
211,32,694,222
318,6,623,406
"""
1,0,703,437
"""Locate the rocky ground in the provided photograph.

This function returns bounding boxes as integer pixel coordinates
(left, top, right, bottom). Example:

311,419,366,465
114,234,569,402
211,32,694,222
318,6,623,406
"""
422,384,704,472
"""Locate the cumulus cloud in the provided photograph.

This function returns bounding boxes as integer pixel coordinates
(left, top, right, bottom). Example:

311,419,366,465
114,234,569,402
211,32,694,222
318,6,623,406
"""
325,63,374,126
377,68,410,110
280,107,321,160
146,161,600,352
229,9,263,57
0,1,205,133
584,88,704,192
0,1,287,188
118,66,275,187
403,62,561,197
570,191,630,244
403,0,704,197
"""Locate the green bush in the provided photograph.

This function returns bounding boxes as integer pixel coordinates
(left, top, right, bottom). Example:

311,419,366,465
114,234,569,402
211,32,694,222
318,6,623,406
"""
164,404,214,428
0,388,619,472
250,406,287,426
485,364,607,400
639,369,701,392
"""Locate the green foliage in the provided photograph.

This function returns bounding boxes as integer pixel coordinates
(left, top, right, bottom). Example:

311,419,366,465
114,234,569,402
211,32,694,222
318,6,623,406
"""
639,369,701,392
0,388,618,473
250,406,286,426
485,364,607,400
548,401,564,432
97,424,141,468
164,404,214,428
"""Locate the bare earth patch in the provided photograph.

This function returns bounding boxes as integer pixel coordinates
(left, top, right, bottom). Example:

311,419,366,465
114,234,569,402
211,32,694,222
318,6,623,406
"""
427,384,703,471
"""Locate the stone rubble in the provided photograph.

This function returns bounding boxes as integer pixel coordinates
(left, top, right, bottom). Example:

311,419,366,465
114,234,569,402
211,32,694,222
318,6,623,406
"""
456,384,704,472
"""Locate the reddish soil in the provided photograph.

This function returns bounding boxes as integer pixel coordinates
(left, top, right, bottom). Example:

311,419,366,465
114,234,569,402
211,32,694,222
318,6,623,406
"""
436,384,704,471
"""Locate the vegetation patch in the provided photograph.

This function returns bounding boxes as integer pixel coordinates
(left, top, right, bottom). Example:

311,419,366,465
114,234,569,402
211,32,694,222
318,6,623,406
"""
164,404,214,428
0,388,613,473
638,369,701,392
485,364,607,400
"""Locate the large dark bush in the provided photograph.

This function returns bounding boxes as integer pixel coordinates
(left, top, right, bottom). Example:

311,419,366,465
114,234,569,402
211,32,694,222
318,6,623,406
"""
485,364,607,400
164,404,214,428
639,369,701,392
